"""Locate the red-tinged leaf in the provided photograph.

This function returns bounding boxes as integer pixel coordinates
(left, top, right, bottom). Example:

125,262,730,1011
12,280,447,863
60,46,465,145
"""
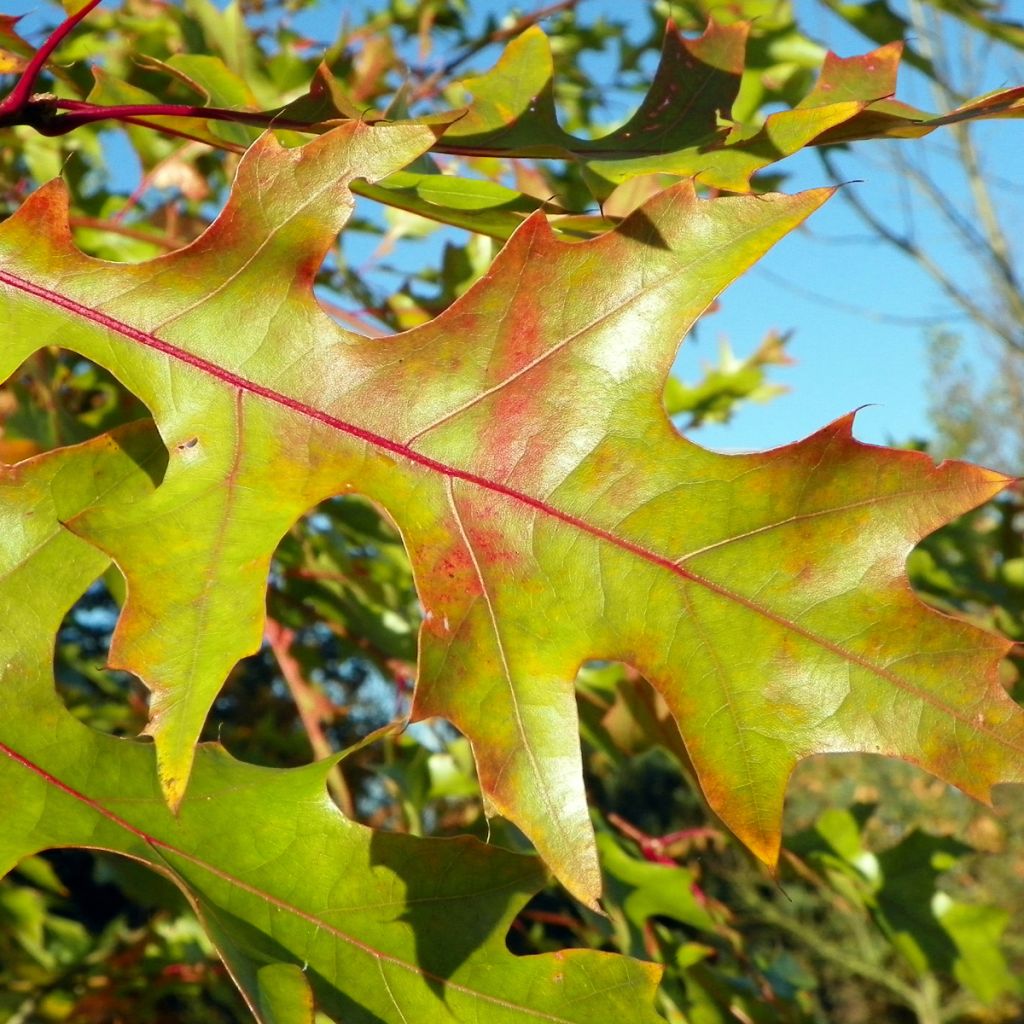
800,41,903,106
0,15,32,73
806,45,1024,144
1,120,1021,914
0,14,34,59
0,424,664,1024
0,120,445,815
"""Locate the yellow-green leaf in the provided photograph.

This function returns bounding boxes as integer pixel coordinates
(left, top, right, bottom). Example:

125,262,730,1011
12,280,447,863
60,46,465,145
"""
1,120,1019,914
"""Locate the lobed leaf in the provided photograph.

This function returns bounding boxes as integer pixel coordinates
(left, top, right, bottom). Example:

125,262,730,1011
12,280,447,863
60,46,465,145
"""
0,425,663,1024
437,21,1023,191
1,119,1021,915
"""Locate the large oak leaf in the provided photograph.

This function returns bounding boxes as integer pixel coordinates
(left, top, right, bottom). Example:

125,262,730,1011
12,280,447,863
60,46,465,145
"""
1,121,1020,909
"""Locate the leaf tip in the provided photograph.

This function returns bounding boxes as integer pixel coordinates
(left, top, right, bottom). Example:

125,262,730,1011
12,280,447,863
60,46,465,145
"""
1,178,73,244
744,827,783,875
559,850,603,913
975,467,1018,495
153,739,196,814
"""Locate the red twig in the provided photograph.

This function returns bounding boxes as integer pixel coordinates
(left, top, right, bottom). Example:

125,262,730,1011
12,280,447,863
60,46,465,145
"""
607,812,722,865
316,298,388,337
0,0,103,123
522,909,584,931
0,2,331,139
265,617,355,817
47,98,315,135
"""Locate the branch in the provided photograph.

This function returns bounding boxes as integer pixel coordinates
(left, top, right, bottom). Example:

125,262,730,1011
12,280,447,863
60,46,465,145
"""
755,262,964,328
0,0,103,126
743,892,921,1007
819,150,1023,352
264,617,355,817
45,97,316,136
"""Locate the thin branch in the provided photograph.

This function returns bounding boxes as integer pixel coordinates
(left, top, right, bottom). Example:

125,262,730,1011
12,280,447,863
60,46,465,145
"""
0,0,103,123
907,0,1024,347
45,97,315,135
951,122,1024,330
820,150,1023,352
264,617,355,817
754,263,963,328
889,147,990,256
316,298,387,337
111,140,212,223
607,812,722,864
743,894,921,1007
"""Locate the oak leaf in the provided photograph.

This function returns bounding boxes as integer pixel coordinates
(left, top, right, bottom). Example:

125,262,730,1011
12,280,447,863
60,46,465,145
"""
1,120,1021,912
0,423,662,1023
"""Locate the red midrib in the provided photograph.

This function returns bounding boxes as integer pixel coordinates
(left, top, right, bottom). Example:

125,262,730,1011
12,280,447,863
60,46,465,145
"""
0,268,703,581
0,737,582,1022
2,267,1020,753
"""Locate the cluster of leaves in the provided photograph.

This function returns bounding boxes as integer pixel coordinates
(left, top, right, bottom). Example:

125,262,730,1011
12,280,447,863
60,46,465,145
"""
2,1,1024,1021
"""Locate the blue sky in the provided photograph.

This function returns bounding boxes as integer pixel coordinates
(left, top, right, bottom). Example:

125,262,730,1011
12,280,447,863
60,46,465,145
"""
6,0,1018,462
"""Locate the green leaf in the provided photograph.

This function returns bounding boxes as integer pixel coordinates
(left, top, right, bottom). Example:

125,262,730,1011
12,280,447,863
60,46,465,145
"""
598,833,719,935
1,120,1020,916
791,810,1018,1002
434,21,1022,193
874,829,973,973
427,21,865,196
0,426,663,1023
257,963,317,1024
935,897,1018,1003
358,170,558,241
59,14,1024,220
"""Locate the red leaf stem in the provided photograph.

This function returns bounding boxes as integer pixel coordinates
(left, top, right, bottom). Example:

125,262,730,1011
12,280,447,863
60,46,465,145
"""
44,98,314,136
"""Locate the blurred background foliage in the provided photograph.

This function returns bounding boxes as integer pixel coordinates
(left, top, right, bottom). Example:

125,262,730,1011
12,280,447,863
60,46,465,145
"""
1,0,1022,1021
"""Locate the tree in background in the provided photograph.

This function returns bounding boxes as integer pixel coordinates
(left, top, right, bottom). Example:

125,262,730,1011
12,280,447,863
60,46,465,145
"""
1,2,1023,1022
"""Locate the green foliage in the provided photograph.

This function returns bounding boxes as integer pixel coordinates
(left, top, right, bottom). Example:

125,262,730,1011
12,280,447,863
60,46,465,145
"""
1,1,1023,1021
